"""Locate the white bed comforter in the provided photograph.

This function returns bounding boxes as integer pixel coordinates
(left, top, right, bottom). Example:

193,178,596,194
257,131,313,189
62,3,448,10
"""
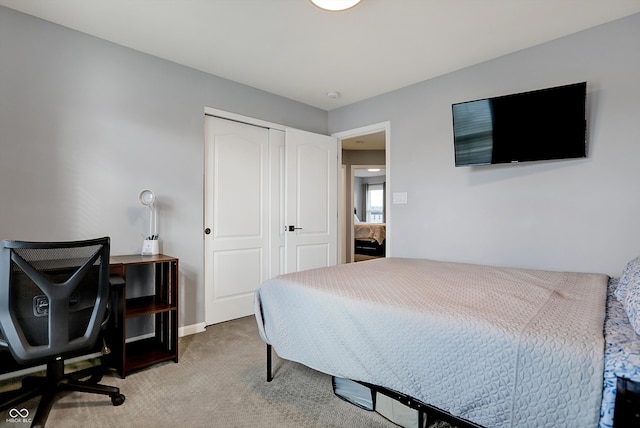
254,258,608,427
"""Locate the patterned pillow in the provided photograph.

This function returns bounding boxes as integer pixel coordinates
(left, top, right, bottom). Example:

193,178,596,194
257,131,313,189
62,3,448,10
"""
616,256,640,302
625,281,640,336
619,256,640,336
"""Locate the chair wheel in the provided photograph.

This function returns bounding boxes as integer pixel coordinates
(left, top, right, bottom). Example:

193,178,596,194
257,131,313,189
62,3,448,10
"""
111,393,125,406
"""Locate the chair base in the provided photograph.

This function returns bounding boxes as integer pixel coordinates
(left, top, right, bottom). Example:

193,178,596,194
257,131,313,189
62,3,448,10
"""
0,357,124,428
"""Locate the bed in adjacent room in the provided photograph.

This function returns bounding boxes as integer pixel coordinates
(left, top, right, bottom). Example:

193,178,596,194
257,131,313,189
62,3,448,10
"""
254,257,640,428
353,223,385,257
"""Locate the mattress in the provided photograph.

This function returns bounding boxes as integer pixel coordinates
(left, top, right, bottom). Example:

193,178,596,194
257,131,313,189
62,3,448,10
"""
255,257,609,427
600,277,640,428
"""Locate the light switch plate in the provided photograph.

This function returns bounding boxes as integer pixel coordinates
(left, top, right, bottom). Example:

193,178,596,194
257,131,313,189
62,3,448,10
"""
393,192,407,204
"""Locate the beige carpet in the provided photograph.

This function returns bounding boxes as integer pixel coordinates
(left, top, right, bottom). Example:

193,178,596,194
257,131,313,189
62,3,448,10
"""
1,316,454,428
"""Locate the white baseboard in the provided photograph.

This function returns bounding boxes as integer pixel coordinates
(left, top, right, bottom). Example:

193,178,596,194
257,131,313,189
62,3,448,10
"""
179,322,206,337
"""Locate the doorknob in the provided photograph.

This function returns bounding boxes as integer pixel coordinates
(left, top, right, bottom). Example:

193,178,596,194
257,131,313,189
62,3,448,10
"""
288,225,302,232
204,228,211,234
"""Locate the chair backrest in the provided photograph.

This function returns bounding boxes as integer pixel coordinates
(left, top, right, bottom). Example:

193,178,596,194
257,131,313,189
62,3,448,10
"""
0,237,110,365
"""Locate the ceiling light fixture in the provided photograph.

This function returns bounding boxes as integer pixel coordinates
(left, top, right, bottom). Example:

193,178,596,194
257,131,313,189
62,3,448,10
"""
310,0,362,12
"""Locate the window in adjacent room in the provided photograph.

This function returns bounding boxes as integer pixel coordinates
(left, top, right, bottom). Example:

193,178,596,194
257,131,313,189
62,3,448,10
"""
366,183,384,223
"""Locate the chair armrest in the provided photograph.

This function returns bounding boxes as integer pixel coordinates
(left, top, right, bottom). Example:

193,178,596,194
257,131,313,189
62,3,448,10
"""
109,274,125,289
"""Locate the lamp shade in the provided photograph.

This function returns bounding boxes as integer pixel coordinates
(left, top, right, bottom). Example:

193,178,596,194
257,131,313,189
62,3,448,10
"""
138,189,155,207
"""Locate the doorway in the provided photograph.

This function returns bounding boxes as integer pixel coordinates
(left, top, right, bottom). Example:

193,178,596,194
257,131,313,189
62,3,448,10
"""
352,166,386,262
333,122,390,264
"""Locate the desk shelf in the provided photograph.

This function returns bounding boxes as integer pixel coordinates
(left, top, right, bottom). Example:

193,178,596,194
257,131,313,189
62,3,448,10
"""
124,337,177,373
125,296,177,318
109,254,179,378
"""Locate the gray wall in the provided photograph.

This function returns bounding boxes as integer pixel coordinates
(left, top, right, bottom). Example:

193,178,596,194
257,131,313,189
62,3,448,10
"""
0,6,327,329
3,5,639,333
329,13,640,277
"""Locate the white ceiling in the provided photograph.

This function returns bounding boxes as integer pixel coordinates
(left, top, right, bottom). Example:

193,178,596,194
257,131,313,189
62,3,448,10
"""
342,131,385,150
2,0,640,111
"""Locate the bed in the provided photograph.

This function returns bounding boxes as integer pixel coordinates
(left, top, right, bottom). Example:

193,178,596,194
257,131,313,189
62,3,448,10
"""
354,223,385,257
254,257,640,427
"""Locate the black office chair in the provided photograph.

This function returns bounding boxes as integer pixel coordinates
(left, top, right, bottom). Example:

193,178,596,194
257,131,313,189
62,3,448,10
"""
0,237,125,427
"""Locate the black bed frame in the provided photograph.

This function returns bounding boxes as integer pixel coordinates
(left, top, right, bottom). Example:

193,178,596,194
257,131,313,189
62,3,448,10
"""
266,344,482,428
266,345,640,427
354,239,385,257
615,377,640,427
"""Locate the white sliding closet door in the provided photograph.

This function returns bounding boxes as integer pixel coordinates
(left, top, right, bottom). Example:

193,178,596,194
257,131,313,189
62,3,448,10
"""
204,117,271,325
204,115,337,325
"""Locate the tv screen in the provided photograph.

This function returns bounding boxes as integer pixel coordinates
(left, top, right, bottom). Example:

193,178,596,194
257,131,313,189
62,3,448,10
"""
452,82,587,167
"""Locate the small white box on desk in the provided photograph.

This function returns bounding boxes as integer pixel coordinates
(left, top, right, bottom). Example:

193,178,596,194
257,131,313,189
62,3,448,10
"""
141,239,160,255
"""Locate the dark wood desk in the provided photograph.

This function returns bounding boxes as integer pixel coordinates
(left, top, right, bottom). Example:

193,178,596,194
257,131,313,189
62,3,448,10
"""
108,254,179,378
0,255,179,380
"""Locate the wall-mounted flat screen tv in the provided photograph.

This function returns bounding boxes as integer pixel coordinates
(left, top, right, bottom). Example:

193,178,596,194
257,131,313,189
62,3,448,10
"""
452,82,587,167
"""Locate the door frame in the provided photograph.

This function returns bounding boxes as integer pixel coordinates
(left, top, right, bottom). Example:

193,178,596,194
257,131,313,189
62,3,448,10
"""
204,107,286,131
333,122,391,261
